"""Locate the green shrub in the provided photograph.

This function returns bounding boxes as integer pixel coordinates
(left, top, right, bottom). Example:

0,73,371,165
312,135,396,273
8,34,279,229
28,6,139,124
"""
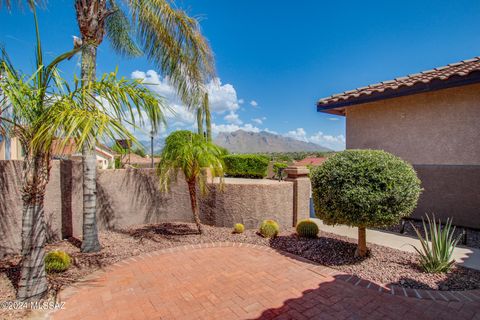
412,215,460,273
273,162,288,180
223,154,269,179
233,223,245,234
45,250,71,273
259,220,279,238
311,149,421,257
296,219,319,238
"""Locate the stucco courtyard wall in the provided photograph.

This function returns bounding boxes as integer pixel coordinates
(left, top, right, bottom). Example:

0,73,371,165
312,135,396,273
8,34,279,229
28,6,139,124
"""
0,160,308,256
345,83,480,228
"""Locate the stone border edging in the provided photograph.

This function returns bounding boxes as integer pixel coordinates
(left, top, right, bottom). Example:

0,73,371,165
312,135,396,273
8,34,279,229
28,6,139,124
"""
36,241,480,319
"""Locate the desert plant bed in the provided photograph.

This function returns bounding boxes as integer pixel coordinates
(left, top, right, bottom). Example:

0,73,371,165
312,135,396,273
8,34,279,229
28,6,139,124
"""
1,222,480,320
377,219,480,249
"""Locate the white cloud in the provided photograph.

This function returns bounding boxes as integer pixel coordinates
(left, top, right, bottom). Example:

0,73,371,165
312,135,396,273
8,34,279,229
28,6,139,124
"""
284,127,345,151
131,70,242,124
285,128,308,142
211,123,261,134
224,111,243,125
250,100,258,107
238,99,244,105
328,117,340,121
263,128,278,135
252,116,266,124
309,132,345,151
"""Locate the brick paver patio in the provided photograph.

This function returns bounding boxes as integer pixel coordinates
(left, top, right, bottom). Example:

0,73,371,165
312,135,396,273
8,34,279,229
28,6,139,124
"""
45,244,480,320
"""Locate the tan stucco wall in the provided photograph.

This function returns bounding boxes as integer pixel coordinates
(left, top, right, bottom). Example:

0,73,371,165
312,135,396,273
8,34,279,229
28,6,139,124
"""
343,83,480,228
346,83,480,165
0,160,306,256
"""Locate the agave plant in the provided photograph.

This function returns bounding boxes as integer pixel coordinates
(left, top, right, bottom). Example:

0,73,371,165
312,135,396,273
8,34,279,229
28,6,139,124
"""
411,215,461,273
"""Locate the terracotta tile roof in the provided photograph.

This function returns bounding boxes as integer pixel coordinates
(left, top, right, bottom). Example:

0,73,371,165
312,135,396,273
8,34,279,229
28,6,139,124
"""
294,157,327,166
317,57,480,110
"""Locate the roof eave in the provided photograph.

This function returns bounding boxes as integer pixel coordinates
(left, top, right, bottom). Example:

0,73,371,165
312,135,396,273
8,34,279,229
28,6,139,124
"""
317,70,480,115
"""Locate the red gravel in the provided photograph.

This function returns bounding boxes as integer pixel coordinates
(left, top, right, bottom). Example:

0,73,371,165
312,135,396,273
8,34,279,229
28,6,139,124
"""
1,222,480,320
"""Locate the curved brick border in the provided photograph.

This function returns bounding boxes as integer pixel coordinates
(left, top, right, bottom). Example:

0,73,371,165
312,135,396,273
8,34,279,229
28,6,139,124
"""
35,241,480,319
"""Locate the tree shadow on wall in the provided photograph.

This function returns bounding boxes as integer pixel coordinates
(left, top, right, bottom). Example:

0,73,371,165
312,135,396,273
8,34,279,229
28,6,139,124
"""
0,161,23,257
96,182,116,230
121,168,170,224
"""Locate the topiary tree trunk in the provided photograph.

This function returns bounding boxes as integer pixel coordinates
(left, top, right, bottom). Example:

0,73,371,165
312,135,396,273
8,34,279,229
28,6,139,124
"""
355,226,367,257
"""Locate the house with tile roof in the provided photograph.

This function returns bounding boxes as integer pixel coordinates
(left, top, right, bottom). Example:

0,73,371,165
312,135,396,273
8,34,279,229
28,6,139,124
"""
51,139,116,169
317,57,480,228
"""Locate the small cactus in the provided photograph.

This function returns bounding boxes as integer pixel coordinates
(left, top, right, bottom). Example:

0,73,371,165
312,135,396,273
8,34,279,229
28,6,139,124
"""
45,250,71,273
296,219,319,238
233,223,245,234
259,220,279,238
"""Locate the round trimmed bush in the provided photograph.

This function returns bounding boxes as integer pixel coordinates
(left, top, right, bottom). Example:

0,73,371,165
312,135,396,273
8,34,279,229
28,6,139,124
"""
233,223,245,234
45,250,71,273
311,149,421,257
296,219,319,238
259,220,279,238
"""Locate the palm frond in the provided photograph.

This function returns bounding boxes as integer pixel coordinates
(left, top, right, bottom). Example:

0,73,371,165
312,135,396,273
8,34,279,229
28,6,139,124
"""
128,0,215,108
105,2,143,57
157,130,224,195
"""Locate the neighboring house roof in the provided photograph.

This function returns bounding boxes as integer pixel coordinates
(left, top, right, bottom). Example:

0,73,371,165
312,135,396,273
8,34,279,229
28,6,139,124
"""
317,57,480,115
294,157,327,166
51,139,115,159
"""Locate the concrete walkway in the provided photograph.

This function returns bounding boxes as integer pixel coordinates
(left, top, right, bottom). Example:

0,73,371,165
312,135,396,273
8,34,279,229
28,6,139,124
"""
311,218,480,271
40,244,480,320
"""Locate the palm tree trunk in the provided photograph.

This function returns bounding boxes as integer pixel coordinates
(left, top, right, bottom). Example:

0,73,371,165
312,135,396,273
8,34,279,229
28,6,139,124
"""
355,226,367,257
80,43,101,253
17,153,49,301
204,93,212,142
187,180,203,234
196,108,204,136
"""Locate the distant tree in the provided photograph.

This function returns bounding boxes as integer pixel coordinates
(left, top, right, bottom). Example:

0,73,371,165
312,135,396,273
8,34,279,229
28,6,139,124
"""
132,147,146,157
156,130,225,233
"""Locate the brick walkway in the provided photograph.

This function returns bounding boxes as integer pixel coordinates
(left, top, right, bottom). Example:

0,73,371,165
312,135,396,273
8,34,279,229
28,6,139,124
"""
45,244,480,320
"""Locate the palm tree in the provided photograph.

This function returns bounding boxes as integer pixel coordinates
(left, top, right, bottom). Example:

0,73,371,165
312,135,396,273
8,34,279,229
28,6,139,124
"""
74,0,215,252
157,130,224,233
196,93,212,141
0,10,165,301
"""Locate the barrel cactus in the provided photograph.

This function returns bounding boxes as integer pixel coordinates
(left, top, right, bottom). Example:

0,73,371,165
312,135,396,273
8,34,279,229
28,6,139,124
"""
296,219,319,238
259,220,280,238
233,223,245,234
45,250,71,273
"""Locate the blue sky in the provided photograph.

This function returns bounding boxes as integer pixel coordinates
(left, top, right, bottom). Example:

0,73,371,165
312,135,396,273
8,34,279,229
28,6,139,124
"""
1,0,480,150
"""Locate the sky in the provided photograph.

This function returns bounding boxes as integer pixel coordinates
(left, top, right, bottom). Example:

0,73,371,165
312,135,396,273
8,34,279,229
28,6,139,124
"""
1,0,480,151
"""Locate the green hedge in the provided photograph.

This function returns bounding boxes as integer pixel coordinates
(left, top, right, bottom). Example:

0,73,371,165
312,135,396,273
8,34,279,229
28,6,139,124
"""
223,154,269,179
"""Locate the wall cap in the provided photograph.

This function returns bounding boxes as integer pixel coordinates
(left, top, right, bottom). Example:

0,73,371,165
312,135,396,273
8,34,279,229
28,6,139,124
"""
285,166,309,178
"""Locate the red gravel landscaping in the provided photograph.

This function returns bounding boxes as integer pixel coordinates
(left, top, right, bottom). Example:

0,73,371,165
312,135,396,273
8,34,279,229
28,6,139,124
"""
1,222,480,320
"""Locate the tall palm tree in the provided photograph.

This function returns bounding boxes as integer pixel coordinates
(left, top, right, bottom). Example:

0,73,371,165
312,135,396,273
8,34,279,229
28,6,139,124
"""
0,9,165,301
196,93,212,141
157,130,224,233
74,0,215,252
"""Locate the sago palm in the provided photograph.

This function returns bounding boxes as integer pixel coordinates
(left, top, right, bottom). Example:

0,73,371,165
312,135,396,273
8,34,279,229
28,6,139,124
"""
74,0,215,252
0,9,165,301
157,130,224,233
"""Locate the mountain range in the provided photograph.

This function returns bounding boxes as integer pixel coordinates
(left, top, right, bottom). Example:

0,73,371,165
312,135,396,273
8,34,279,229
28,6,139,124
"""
213,130,331,153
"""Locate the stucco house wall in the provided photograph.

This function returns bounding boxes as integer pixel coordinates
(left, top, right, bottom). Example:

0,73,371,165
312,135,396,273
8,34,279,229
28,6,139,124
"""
346,83,480,165
344,83,480,228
